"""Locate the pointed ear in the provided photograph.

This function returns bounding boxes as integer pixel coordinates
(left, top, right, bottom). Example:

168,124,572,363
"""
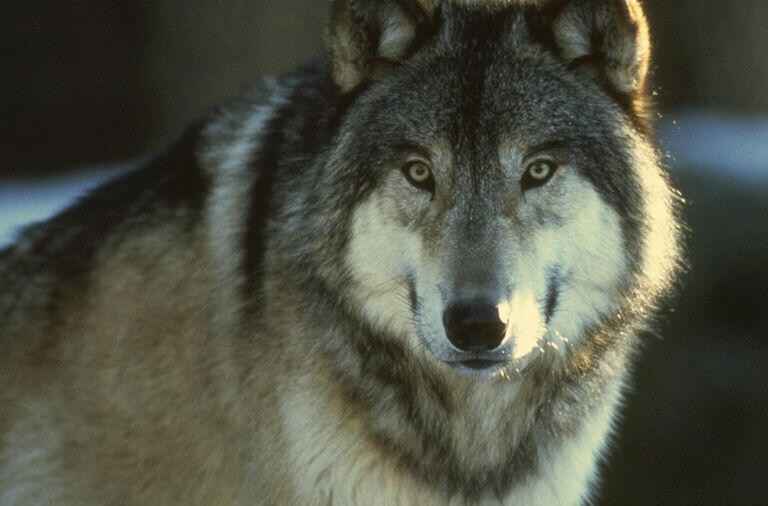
539,0,651,98
325,0,435,93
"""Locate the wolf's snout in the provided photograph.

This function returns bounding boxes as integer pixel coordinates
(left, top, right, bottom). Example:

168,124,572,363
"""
443,302,507,352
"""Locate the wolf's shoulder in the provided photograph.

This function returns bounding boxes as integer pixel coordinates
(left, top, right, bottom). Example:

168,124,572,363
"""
0,63,327,272
0,61,339,341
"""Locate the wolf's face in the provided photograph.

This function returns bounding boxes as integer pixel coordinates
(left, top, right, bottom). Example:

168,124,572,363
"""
317,1,671,379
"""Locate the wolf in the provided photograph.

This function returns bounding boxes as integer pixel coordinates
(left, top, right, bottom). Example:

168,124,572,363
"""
0,0,680,504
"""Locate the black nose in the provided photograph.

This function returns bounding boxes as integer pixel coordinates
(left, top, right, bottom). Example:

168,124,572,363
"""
443,302,507,352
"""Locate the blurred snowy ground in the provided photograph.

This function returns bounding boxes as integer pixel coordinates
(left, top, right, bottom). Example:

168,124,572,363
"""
0,165,131,248
1,111,767,249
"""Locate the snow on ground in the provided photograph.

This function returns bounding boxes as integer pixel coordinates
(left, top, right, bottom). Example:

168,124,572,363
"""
0,111,766,249
0,165,130,248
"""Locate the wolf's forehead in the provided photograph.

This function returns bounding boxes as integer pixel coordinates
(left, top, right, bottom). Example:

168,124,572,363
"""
354,4,625,163
395,55,594,147
395,27,591,139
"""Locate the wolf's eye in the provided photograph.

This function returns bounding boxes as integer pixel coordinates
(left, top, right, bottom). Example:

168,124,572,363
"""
521,160,558,191
402,161,435,194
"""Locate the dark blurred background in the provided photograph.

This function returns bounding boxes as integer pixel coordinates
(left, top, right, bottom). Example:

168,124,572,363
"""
1,1,766,504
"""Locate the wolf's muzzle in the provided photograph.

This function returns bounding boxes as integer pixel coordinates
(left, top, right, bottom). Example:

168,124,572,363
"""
443,302,507,352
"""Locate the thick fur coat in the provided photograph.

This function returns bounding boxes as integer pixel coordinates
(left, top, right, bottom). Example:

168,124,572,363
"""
0,1,680,504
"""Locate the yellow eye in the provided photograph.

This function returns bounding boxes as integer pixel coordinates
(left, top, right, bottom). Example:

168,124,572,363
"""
528,161,554,181
522,160,559,191
402,161,435,194
408,162,431,183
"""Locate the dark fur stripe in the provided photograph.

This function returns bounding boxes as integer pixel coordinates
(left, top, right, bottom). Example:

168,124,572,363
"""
243,62,346,311
545,275,560,324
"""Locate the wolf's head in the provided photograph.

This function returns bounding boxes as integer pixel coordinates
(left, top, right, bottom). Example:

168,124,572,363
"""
304,0,678,379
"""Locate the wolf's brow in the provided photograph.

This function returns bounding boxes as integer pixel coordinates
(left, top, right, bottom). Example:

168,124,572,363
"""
523,139,570,159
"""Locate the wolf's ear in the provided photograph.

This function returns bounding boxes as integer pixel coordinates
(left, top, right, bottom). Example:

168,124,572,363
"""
537,0,651,97
325,0,435,93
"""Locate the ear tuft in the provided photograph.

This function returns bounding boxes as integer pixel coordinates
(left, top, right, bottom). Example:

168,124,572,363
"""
546,0,651,97
325,0,431,93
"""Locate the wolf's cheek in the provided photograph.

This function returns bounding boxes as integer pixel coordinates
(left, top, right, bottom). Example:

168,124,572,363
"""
539,177,628,347
345,193,437,343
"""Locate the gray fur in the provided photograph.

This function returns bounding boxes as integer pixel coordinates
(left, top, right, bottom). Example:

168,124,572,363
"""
0,1,680,504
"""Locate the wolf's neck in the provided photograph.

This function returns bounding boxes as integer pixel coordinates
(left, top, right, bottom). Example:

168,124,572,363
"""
314,315,622,499
261,271,633,502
